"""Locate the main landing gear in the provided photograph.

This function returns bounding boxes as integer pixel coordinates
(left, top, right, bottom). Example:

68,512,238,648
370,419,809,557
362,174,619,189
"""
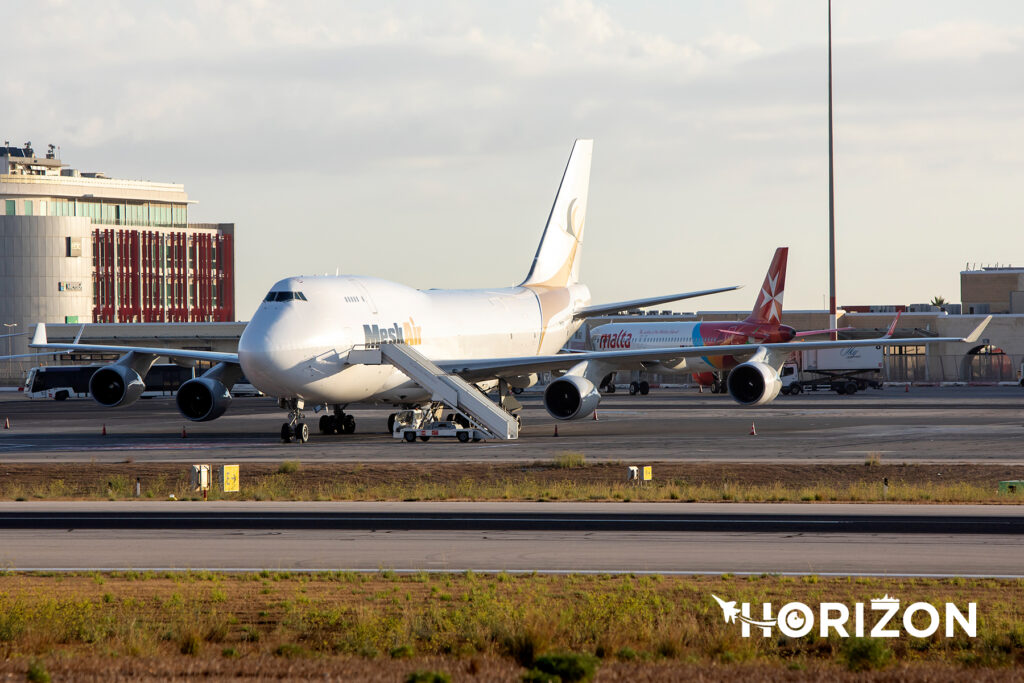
319,406,356,435
628,380,650,395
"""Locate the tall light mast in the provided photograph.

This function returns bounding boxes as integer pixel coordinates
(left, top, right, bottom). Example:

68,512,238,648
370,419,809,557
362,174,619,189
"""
828,0,838,339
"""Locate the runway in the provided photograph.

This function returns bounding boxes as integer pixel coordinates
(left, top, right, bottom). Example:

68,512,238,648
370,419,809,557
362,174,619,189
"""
2,502,1022,576
2,386,1023,463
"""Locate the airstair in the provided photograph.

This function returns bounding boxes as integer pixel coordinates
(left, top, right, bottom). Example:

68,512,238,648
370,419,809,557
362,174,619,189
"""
349,343,519,440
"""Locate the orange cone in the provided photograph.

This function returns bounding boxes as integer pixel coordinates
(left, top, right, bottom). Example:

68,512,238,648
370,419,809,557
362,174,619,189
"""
553,425,559,437
3,417,9,430
749,422,757,436
905,384,909,393
101,424,107,436
181,426,187,439
592,410,598,421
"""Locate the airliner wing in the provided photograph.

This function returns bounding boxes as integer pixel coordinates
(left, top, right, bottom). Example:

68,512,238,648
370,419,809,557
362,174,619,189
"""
27,323,239,364
439,316,991,382
574,286,740,318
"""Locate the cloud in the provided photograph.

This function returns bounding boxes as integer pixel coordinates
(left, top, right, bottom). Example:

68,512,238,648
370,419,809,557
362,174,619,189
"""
893,21,1024,61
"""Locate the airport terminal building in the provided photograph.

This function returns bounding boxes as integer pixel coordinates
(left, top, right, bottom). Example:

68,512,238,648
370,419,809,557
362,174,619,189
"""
0,143,235,379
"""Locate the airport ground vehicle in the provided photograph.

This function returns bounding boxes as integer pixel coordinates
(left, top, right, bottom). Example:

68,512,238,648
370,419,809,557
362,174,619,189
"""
780,346,884,395
391,409,484,443
23,364,264,400
24,364,195,400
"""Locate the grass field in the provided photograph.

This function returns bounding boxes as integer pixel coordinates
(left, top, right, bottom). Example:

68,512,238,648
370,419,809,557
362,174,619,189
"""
1,459,1023,504
0,572,1022,681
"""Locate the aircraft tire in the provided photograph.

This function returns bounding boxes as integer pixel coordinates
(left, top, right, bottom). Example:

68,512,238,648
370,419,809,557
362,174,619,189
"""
342,415,356,434
318,415,331,434
296,422,309,443
629,382,639,395
280,423,292,443
639,381,650,395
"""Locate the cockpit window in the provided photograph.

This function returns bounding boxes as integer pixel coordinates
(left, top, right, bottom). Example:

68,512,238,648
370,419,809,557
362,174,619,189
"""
263,291,308,302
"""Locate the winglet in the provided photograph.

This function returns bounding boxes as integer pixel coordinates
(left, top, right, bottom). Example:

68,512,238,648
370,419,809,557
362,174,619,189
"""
962,315,992,344
30,323,47,347
883,312,902,339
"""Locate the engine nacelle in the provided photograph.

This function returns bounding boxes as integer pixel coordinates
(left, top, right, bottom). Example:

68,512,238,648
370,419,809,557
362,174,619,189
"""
506,373,539,389
543,375,602,420
89,365,147,407
726,361,782,406
176,377,232,422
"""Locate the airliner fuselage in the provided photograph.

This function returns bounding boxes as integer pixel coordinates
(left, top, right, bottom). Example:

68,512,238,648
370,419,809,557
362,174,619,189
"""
238,275,591,404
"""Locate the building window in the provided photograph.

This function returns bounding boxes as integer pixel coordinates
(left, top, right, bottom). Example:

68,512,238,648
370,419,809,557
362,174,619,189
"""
23,200,32,216
4,200,13,215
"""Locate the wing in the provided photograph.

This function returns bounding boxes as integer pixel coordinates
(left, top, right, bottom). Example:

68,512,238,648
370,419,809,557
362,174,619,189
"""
574,286,740,318
28,323,239,365
438,316,991,382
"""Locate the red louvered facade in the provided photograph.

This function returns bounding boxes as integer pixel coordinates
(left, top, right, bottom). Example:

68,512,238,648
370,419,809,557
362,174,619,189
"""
91,226,234,323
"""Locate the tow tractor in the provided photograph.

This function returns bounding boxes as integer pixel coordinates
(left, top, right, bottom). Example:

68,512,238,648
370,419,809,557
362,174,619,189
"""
391,408,487,443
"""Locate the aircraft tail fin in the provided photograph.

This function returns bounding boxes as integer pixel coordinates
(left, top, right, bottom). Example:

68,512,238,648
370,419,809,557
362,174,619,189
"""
744,247,788,324
520,139,593,288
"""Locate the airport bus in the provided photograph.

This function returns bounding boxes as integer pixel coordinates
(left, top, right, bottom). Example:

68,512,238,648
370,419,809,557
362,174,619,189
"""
23,364,265,400
23,364,197,401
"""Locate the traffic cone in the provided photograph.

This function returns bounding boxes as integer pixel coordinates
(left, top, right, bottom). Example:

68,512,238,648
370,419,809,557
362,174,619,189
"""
101,424,107,436
181,426,187,439
592,410,598,421
3,417,9,430
553,425,559,437
749,422,757,436
905,384,909,393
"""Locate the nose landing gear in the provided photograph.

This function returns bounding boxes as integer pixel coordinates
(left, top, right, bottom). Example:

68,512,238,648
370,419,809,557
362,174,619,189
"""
279,398,309,443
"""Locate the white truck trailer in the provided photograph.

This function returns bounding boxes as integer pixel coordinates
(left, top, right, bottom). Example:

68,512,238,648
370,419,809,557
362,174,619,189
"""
780,345,885,395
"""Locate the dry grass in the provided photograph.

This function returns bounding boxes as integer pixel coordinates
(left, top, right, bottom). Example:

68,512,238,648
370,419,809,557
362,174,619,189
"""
2,462,1024,503
0,572,1020,680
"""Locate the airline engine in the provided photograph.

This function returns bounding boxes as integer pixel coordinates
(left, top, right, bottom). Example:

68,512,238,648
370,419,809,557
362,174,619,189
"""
176,377,233,422
726,360,782,406
543,375,601,420
88,365,147,407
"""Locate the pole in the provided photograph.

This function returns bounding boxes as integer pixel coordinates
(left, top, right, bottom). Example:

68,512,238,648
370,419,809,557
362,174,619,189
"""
828,0,837,340
3,323,16,382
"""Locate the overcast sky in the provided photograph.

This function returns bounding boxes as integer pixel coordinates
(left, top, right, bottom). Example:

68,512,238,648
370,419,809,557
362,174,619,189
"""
7,1,1023,319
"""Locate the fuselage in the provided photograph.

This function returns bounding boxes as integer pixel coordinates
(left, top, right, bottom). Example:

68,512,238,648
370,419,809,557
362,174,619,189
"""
589,320,796,373
238,275,590,404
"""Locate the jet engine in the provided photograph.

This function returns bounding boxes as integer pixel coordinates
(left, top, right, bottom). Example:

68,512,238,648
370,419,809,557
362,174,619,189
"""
543,375,602,420
89,365,147,407
726,361,782,406
176,377,233,422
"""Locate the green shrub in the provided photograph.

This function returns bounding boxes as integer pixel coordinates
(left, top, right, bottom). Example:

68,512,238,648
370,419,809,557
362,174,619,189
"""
275,642,305,658
405,671,452,683
390,644,415,658
531,652,599,683
180,631,202,656
278,460,300,474
521,670,560,683
26,660,51,683
841,637,893,672
552,452,586,469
